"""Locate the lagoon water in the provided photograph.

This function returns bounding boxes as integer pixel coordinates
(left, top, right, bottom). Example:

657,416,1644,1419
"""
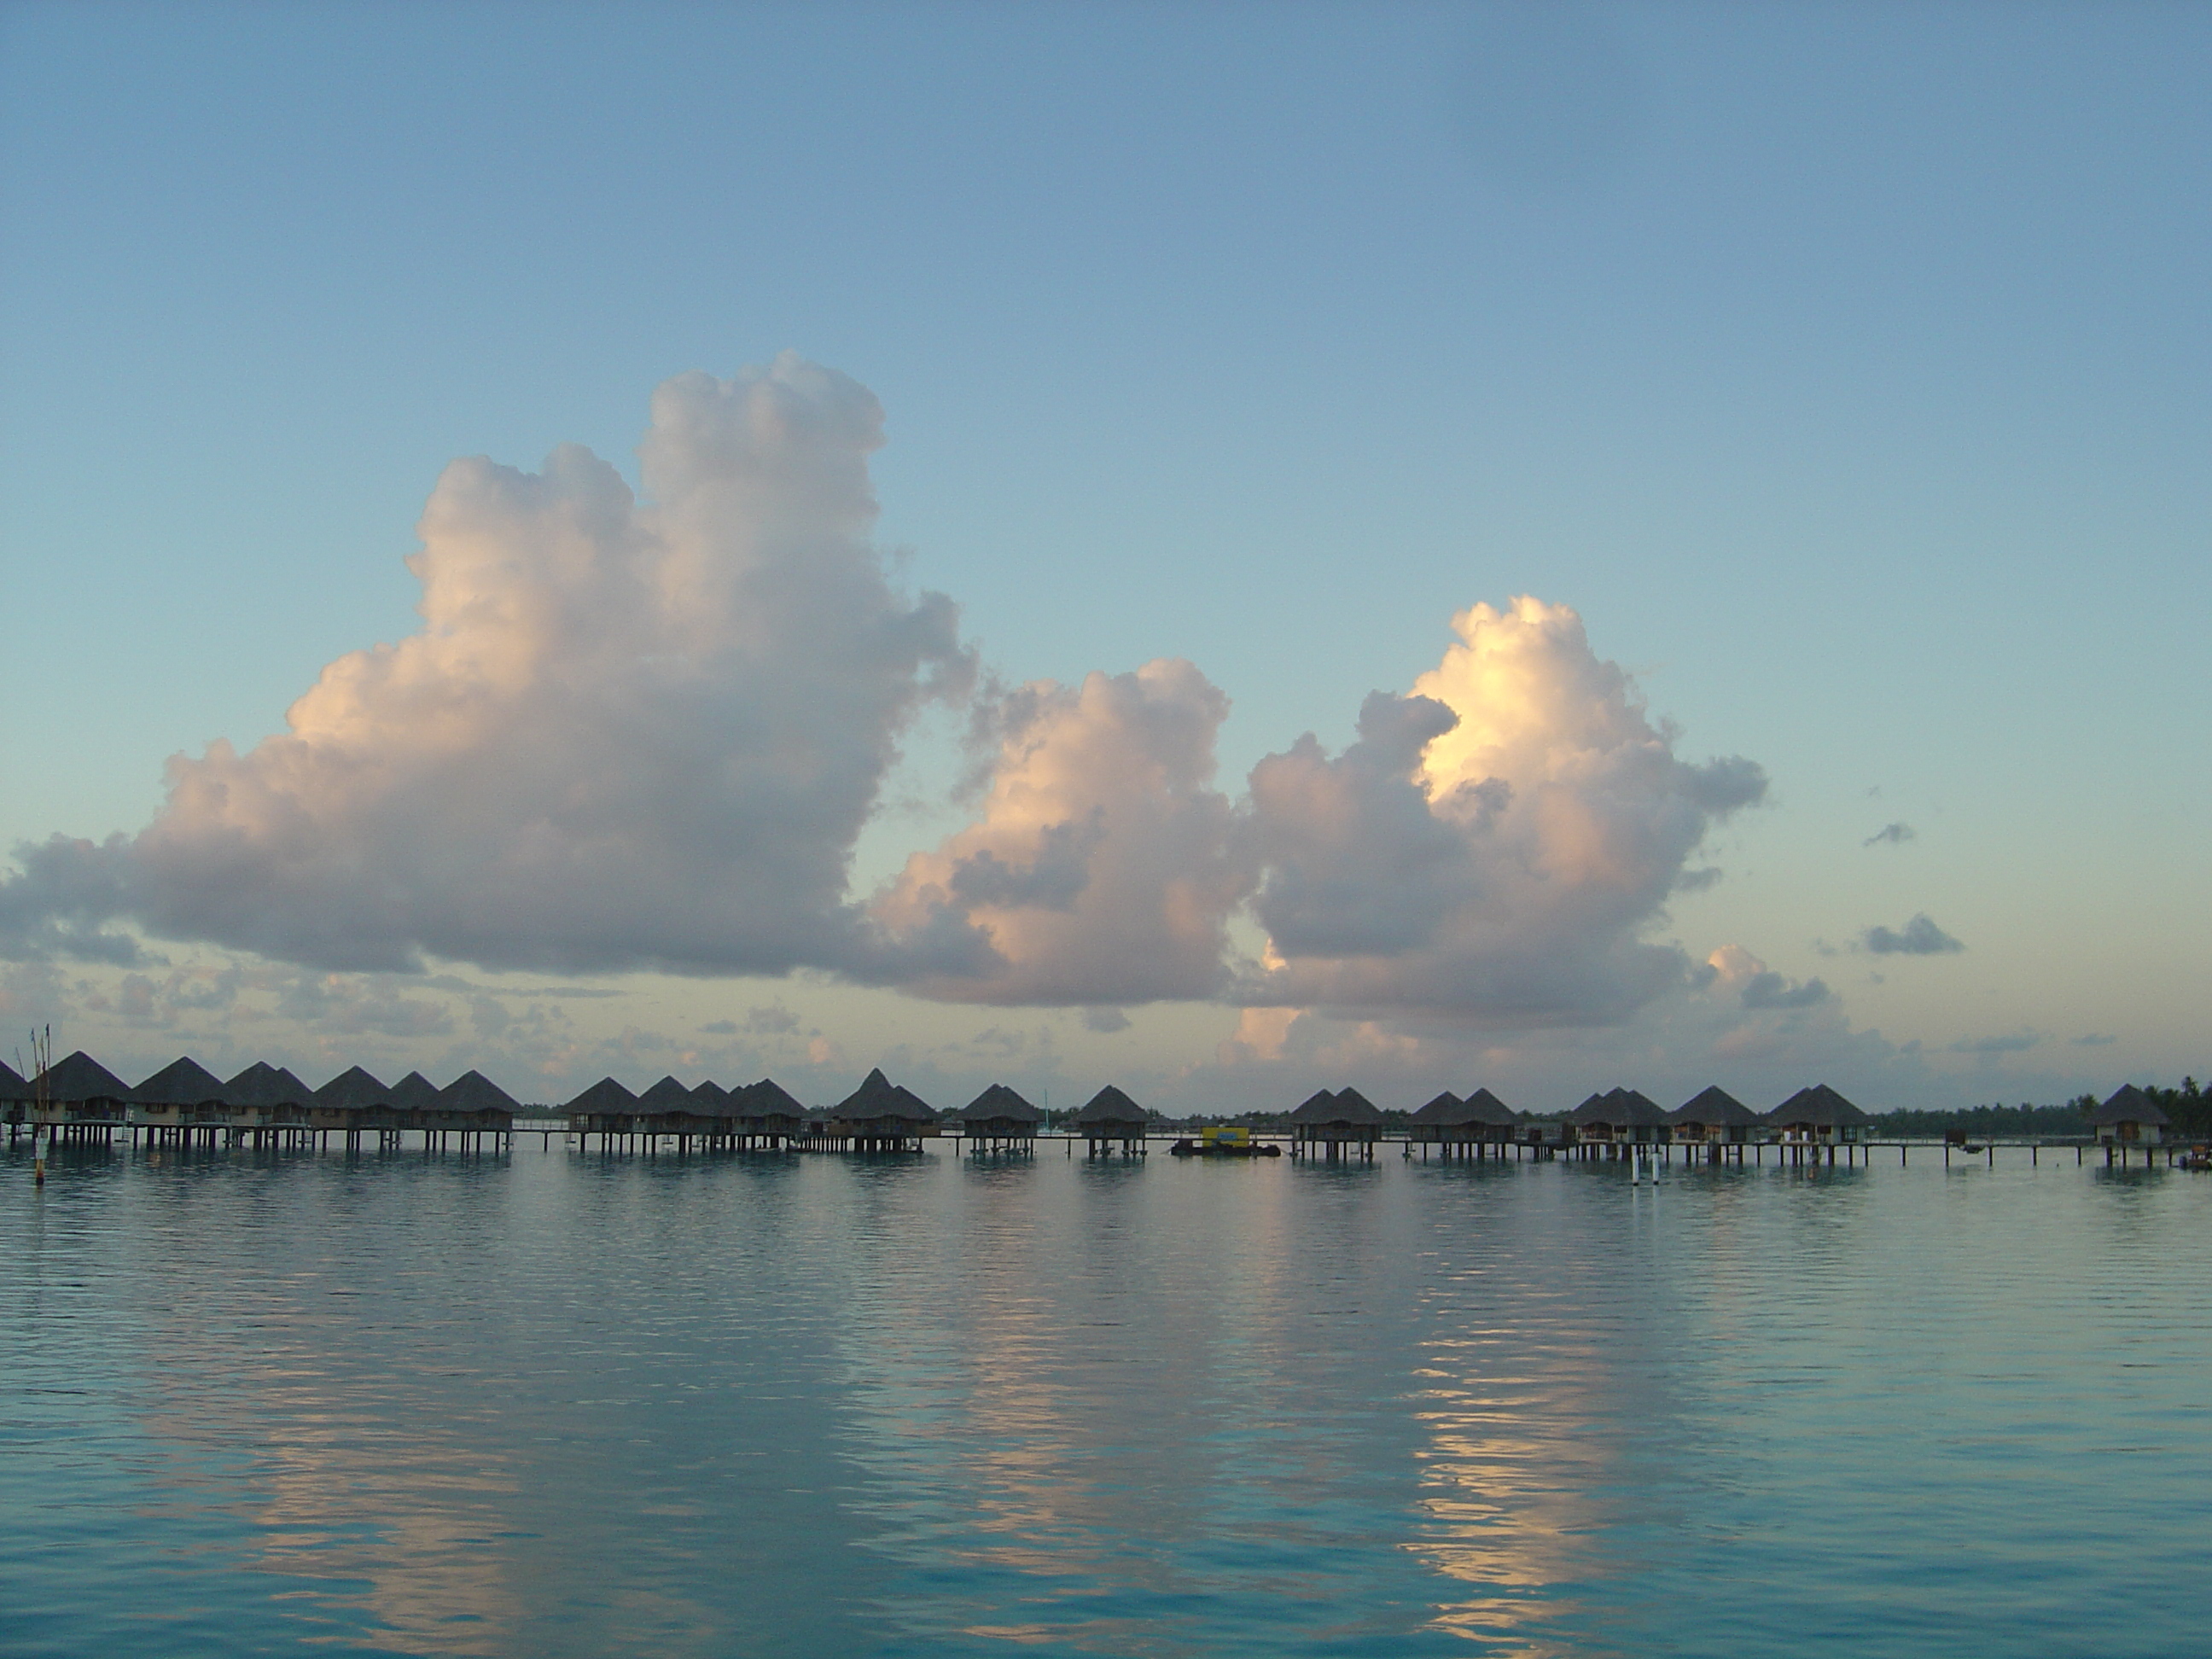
3,1139,2209,1658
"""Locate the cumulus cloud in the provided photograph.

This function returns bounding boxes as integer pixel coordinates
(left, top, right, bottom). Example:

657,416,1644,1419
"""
0,358,1769,1044
875,660,1245,1004
1864,822,1915,847
1863,913,1965,956
0,354,980,980
1232,597,1766,1025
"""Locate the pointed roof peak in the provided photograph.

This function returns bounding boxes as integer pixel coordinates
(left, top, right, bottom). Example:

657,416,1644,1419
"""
133,1056,228,1104
1075,1085,1147,1123
563,1076,638,1113
387,1071,443,1111
38,1051,132,1102
222,1061,312,1108
313,1065,390,1109
439,1070,520,1114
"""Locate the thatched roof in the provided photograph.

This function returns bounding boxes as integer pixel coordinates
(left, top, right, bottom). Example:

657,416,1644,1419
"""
738,1079,806,1121
1412,1091,1472,1124
313,1065,390,1109
132,1056,228,1106
834,1068,936,1122
1290,1087,1383,1126
0,1060,25,1101
439,1070,521,1115
1569,1087,1668,1127
37,1051,132,1103
222,1061,314,1109
1767,1084,1870,1127
1668,1086,1761,1127
688,1080,736,1118
1612,1088,1668,1126
1463,1087,1518,1126
563,1076,637,1115
634,1075,696,1114
1074,1084,1149,1126
387,1072,444,1114
2091,1084,2171,1127
958,1083,1043,1125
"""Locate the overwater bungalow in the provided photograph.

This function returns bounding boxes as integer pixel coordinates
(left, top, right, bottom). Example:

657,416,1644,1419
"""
1668,1086,1762,1155
1289,1086,1384,1159
633,1075,702,1138
827,1068,939,1151
684,1080,740,1146
36,1052,136,1144
1566,1087,1669,1155
2089,1085,2168,1161
221,1062,317,1144
387,1071,445,1132
131,1057,230,1144
732,1079,806,1146
565,1077,640,1144
1766,1084,1870,1147
1410,1091,1470,1148
955,1083,1043,1151
0,1061,26,1129
312,1066,395,1144
431,1071,518,1147
1074,1085,1150,1154
1465,1087,1522,1151
1409,1087,1516,1158
301,1066,389,1142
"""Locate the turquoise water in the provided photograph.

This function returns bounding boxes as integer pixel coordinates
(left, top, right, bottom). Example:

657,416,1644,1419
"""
3,1141,2207,1657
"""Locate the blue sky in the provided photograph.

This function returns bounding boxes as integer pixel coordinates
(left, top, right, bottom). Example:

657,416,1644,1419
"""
3,1,2205,1109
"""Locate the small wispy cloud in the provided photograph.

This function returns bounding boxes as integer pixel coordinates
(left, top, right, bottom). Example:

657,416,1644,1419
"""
1863,822,1915,847
2070,1033,2118,1048
1082,1006,1132,1033
1863,913,1965,956
1947,1031,2040,1054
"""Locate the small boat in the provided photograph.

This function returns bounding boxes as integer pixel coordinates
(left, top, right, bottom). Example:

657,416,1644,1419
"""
1169,1126,1281,1158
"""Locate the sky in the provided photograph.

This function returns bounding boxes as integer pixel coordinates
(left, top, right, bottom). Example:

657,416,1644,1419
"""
2,0,2205,1113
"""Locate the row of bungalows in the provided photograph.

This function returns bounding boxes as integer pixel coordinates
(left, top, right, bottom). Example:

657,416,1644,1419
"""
559,1071,1149,1155
1301,1082,1875,1163
1557,1084,1871,1158
0,1051,521,1148
563,1075,810,1149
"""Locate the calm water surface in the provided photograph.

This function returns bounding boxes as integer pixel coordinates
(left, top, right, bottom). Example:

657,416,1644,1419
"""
3,1141,2208,1656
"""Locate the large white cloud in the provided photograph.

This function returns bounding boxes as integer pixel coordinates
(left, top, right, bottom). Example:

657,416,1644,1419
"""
879,596,1764,1027
875,660,1245,1004
1235,597,1766,1024
0,354,982,978
1,359,1766,1035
